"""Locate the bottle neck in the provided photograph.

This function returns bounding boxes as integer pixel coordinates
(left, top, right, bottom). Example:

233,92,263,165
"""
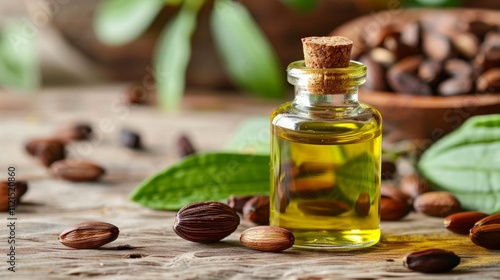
288,60,365,102
287,60,365,116
292,89,359,110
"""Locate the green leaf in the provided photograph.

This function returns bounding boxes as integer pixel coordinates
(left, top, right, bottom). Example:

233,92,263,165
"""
211,0,285,99
281,0,318,13
419,142,500,193
418,114,500,213
226,117,270,154
155,2,200,110
130,153,270,210
94,0,165,46
0,20,39,91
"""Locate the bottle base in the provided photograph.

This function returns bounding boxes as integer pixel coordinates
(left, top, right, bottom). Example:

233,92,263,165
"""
291,229,380,251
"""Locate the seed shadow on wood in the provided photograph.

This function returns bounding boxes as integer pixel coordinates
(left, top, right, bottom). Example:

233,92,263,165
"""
97,244,145,251
14,202,46,213
124,253,146,259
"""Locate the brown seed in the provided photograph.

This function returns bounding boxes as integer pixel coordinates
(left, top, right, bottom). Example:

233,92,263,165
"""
418,59,443,85
55,123,92,141
355,192,371,216
474,213,500,227
227,195,254,214
25,138,67,167
474,53,496,74
403,248,460,273
240,226,294,252
465,20,496,40
381,159,397,180
35,139,67,167
400,21,421,48
444,59,473,78
380,196,410,221
470,224,500,250
444,211,489,235
0,181,29,211
387,56,432,95
50,159,105,182
120,129,142,150
13,181,28,200
298,200,350,216
287,174,334,198
25,138,66,156
389,54,422,72
177,134,196,157
383,33,418,59
423,32,453,61
482,32,500,60
451,32,479,59
124,84,149,105
275,180,289,214
477,68,500,93
388,69,432,96
381,182,411,203
400,174,431,199
297,162,338,175
173,201,239,243
413,191,461,217
438,78,473,96
476,33,500,72
369,47,397,67
243,195,270,225
59,221,119,249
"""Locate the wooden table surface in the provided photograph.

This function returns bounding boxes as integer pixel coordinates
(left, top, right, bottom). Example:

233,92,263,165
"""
0,85,499,280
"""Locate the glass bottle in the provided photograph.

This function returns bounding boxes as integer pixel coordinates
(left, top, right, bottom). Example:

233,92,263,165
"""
270,60,382,250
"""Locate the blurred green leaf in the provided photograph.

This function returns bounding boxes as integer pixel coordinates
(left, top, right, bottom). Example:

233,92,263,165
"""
281,0,318,13
226,117,270,154
0,20,39,91
94,0,165,46
155,2,200,110
211,0,285,99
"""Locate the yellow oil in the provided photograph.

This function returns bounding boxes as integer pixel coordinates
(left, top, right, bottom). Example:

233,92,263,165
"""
270,104,382,250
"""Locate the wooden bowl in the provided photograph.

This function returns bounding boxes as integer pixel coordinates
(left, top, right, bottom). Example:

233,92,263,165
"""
332,9,500,143
358,91,500,142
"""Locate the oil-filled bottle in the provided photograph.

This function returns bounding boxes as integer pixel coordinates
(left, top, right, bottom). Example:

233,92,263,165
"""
270,36,382,250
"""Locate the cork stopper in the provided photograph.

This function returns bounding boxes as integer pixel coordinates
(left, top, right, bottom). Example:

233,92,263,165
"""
302,36,353,68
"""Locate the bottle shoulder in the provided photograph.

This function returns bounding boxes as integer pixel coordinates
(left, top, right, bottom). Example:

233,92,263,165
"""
271,101,382,127
271,101,382,144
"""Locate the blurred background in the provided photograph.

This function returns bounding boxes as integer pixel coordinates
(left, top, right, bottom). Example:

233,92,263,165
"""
1,0,499,106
